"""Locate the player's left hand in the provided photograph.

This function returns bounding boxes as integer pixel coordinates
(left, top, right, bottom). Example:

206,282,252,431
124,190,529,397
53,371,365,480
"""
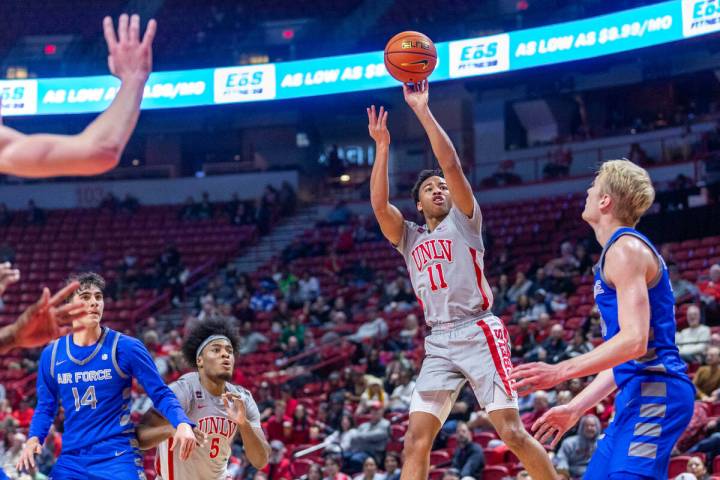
402,80,429,111
510,361,564,396
0,262,20,297
11,281,88,351
171,422,196,461
223,392,248,427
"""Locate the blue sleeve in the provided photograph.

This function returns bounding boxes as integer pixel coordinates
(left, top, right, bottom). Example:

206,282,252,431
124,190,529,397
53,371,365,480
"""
28,345,58,444
117,336,193,428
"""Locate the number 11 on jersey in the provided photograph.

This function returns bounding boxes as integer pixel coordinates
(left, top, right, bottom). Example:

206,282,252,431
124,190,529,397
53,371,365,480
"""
427,263,448,291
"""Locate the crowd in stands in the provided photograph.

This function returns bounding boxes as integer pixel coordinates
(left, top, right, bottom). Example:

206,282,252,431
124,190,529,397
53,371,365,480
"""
0,181,719,480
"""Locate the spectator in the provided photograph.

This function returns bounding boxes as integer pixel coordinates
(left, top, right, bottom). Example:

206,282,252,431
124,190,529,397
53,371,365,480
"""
670,264,700,305
555,415,601,480
565,330,594,359
543,324,567,364
262,440,291,480
677,305,711,363
326,201,352,225
545,241,580,278
197,192,213,219
356,377,387,415
694,346,720,401
451,421,485,480
513,295,532,322
388,369,415,412
324,455,351,480
119,193,140,214
26,199,46,225
686,456,710,480
353,456,383,480
512,317,537,358
507,271,533,303
345,402,390,473
238,321,269,355
628,142,650,165
575,244,593,276
699,264,720,322
442,468,461,480
349,314,388,345
251,282,278,312
529,289,549,320
582,306,603,341
256,381,275,422
0,203,12,227
0,432,26,475
11,400,33,429
521,390,550,431
290,404,312,445
383,452,401,480
265,400,292,442
179,196,198,220
305,464,323,480
326,413,357,452
299,271,321,302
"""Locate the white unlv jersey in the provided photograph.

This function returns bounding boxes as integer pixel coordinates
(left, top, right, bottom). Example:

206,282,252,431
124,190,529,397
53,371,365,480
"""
396,199,493,329
156,372,261,480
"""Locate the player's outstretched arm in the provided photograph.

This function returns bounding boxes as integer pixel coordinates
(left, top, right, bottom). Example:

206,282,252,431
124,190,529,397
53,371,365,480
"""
136,408,206,450
0,281,86,354
531,369,616,448
367,105,404,246
224,393,270,468
512,236,651,393
0,14,156,178
403,81,476,219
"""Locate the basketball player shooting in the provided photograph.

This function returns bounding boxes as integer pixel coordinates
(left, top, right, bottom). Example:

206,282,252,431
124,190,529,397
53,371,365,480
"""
511,160,694,480
367,81,557,480
136,318,270,479
17,273,197,479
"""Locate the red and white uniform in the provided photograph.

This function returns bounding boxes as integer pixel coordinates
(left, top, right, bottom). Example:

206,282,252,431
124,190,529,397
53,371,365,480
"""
395,199,517,418
155,372,261,480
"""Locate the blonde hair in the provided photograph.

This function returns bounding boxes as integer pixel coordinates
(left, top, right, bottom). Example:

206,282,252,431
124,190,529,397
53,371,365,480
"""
596,159,655,226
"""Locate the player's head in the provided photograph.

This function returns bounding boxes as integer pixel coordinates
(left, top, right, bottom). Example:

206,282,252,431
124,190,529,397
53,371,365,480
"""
411,169,450,221
64,272,106,328
582,159,655,227
182,318,240,382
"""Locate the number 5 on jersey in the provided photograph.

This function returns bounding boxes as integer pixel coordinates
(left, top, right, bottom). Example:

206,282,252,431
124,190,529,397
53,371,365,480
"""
210,437,220,458
427,264,448,291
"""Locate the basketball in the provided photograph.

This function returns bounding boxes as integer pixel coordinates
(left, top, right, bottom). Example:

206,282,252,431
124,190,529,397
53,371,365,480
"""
384,31,437,84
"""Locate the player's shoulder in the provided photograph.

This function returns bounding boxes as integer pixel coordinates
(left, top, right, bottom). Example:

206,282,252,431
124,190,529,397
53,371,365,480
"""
225,382,253,398
404,220,426,236
607,235,656,266
40,337,63,357
175,371,200,386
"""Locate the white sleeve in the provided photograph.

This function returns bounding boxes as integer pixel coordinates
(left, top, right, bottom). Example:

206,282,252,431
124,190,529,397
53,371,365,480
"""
449,196,484,250
169,378,192,412
395,220,422,256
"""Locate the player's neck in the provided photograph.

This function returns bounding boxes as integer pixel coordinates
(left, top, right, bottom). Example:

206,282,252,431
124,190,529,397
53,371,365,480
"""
592,218,629,247
200,373,225,397
425,214,446,233
72,324,102,346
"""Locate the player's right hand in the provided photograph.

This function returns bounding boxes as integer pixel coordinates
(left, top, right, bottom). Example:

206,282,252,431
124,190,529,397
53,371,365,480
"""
531,404,582,449
16,436,41,472
367,105,390,146
171,422,197,461
103,14,157,83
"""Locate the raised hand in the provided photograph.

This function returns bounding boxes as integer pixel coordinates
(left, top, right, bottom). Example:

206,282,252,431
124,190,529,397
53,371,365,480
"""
9,281,88,351
103,14,157,83
223,392,248,426
366,105,390,146
531,404,582,448
402,80,429,112
0,262,20,297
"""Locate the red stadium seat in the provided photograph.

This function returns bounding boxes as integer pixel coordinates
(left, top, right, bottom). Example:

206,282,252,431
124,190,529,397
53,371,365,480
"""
669,456,691,478
482,465,510,480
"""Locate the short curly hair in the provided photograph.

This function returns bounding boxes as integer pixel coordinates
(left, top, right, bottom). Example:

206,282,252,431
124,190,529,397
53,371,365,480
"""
410,169,444,204
182,318,241,368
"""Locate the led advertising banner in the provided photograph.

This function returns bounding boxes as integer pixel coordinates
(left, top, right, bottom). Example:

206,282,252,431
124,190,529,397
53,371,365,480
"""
0,0,717,116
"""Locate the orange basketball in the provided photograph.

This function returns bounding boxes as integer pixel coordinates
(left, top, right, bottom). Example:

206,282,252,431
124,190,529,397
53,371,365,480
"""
384,31,437,84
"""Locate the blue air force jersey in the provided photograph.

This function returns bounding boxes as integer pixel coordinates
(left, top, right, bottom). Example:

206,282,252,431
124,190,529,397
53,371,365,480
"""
29,327,192,452
593,227,691,389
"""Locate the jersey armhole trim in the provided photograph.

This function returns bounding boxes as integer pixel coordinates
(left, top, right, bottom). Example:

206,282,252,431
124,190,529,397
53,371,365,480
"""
49,339,60,378
112,331,130,379
599,232,663,290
